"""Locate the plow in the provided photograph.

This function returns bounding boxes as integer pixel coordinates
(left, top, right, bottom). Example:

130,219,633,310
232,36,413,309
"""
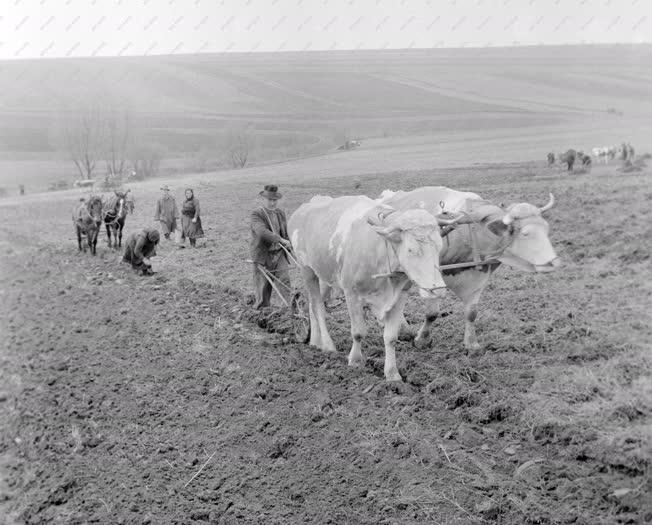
246,204,503,344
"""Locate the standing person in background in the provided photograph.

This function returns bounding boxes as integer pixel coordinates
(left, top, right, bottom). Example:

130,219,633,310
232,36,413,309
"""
154,185,178,240
180,188,204,248
250,184,292,309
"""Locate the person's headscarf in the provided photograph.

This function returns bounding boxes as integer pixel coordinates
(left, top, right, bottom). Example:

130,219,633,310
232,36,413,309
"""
147,230,160,243
185,188,194,201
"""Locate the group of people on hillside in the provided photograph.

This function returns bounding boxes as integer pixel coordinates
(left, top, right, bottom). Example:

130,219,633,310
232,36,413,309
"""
122,183,292,310
122,186,204,275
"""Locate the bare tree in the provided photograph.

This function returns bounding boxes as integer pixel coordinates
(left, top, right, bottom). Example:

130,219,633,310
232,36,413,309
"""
129,143,164,178
62,105,105,180
105,108,131,177
55,100,133,181
225,125,254,168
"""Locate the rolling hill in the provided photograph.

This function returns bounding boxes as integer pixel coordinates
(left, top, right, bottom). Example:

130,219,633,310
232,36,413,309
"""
0,44,650,190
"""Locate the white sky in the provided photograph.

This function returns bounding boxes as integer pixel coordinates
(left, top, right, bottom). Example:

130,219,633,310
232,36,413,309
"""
0,0,650,59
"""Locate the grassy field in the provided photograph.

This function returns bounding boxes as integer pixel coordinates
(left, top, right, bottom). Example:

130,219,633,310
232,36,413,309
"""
0,151,650,523
1,44,652,192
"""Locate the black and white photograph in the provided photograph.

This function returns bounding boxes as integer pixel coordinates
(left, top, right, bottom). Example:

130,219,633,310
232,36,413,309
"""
0,1,650,523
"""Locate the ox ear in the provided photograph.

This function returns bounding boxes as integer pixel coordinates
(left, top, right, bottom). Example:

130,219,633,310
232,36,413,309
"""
370,224,402,243
487,218,513,236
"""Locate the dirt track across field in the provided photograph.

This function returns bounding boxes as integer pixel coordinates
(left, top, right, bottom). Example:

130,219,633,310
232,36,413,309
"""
1,160,651,524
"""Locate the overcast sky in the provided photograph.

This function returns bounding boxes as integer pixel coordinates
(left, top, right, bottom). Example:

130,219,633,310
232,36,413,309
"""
0,0,649,59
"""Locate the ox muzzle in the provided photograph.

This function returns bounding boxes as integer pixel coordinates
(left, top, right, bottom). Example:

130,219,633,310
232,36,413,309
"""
498,253,562,273
533,256,562,273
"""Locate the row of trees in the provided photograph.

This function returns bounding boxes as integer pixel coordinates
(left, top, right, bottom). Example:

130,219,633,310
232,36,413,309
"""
55,103,256,181
55,104,164,181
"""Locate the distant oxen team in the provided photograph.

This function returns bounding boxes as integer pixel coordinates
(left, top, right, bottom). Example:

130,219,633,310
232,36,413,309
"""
547,142,635,171
72,189,135,254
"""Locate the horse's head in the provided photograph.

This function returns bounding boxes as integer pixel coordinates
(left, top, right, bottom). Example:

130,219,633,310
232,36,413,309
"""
110,191,127,218
87,196,104,226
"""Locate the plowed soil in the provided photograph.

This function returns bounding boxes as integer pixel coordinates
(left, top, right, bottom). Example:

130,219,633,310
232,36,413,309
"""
1,161,651,524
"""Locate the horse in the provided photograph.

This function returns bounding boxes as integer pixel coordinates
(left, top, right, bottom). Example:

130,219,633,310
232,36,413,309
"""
73,195,104,255
103,191,128,249
558,149,577,171
547,152,555,165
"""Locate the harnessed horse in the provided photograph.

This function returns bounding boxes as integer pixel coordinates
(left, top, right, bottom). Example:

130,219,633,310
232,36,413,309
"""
73,195,103,255
104,191,128,249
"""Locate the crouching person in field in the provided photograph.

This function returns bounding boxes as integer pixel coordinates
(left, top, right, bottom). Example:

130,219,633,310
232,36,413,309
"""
123,228,160,275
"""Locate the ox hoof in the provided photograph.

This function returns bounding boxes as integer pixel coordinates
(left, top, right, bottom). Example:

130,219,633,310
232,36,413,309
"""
464,341,482,356
322,344,337,353
413,335,431,350
397,325,414,342
348,356,364,368
384,369,403,383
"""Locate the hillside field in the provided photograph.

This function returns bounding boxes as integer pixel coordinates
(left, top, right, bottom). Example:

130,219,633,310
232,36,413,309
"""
1,153,651,523
1,44,651,192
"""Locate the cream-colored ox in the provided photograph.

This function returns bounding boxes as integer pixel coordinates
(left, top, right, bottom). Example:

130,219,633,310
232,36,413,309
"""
288,195,461,382
379,186,561,352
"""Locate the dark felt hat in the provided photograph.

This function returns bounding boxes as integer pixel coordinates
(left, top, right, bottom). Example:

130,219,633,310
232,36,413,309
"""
259,184,282,199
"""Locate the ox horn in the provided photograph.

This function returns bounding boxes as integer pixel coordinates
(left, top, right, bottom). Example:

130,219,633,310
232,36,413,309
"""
367,205,396,227
539,193,555,213
436,211,472,226
378,205,396,221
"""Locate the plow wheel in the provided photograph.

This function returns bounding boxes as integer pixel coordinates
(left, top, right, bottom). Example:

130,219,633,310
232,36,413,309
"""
290,292,310,344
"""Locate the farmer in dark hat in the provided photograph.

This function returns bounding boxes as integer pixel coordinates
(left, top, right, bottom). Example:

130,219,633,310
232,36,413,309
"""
250,185,292,309
123,227,160,275
154,184,179,240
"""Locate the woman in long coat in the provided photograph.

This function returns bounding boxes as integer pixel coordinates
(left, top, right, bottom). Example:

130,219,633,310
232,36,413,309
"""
180,188,204,247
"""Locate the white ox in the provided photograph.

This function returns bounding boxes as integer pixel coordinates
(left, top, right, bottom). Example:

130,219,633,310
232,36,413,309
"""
379,187,561,352
591,146,620,164
289,195,460,382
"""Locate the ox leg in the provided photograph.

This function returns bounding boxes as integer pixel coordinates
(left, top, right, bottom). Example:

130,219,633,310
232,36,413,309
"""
447,271,492,353
382,292,408,382
106,224,112,247
76,227,82,252
414,305,441,349
345,293,366,367
320,281,332,303
303,268,336,352
308,301,321,346
398,313,412,339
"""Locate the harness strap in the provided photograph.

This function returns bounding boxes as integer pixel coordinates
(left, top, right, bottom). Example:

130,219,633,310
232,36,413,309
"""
377,238,403,279
442,199,512,269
